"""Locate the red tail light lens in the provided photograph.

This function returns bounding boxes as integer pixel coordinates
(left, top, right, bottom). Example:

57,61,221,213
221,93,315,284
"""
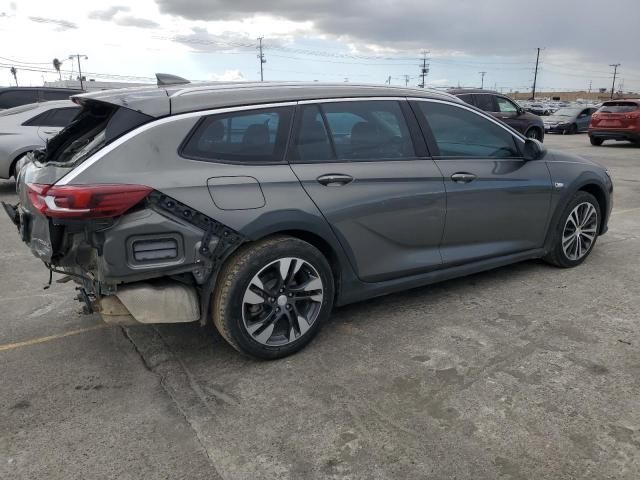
27,183,152,219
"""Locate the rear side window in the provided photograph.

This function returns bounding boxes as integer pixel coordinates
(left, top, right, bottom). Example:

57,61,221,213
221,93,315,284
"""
288,104,334,162
0,90,39,109
321,101,416,160
24,107,79,127
474,94,496,112
181,107,292,164
417,101,520,158
41,90,79,101
598,102,638,113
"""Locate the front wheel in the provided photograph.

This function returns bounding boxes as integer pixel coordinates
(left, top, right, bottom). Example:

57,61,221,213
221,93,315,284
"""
525,127,542,141
213,236,334,359
544,191,601,268
590,137,604,146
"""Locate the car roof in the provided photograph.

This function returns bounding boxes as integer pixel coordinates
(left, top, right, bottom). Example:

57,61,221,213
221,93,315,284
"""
0,87,83,93
447,88,501,95
73,81,462,118
602,98,640,103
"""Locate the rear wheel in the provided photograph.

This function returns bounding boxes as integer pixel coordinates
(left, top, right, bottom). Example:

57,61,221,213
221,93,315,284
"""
568,124,578,135
590,137,603,146
213,236,334,359
544,191,600,268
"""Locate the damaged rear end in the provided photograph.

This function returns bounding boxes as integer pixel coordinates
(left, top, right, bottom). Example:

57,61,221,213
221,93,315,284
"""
5,95,243,326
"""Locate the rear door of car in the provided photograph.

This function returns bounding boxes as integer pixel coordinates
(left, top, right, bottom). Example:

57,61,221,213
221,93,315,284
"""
576,108,593,131
287,98,446,282
410,98,552,265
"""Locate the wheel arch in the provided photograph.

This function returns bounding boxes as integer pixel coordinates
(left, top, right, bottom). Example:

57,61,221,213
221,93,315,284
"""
578,182,608,234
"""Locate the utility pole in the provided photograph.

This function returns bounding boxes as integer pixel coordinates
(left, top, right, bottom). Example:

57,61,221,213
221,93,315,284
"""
404,74,410,87
531,47,541,100
69,54,88,90
478,71,487,89
609,63,621,99
386,75,392,85
588,80,592,94
257,37,266,82
418,51,430,88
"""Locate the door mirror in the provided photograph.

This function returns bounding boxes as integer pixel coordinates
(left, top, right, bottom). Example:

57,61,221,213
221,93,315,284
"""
517,107,526,115
522,138,546,161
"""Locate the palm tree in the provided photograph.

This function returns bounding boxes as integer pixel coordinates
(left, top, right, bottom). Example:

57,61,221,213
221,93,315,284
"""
52,58,62,80
10,66,17,86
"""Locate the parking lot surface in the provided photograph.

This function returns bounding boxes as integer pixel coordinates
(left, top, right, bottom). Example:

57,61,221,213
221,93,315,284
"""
1,134,639,480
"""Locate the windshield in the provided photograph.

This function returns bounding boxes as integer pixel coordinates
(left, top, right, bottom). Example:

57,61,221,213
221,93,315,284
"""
553,108,581,117
598,102,638,113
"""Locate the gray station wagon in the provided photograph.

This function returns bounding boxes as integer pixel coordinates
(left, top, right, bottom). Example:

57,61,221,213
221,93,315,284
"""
2,80,613,359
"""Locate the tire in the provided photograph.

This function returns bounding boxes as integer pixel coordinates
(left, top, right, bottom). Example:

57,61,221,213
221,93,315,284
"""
568,124,578,135
525,127,542,140
212,235,334,360
590,137,603,146
544,191,601,268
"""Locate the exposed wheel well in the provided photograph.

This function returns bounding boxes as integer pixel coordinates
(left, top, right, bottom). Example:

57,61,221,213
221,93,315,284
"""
269,230,342,299
579,184,607,233
9,152,29,178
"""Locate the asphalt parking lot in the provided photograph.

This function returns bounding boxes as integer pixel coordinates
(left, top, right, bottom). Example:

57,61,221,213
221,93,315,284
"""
1,134,639,480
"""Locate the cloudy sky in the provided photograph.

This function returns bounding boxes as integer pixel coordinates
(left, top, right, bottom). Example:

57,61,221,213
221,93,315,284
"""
1,0,639,92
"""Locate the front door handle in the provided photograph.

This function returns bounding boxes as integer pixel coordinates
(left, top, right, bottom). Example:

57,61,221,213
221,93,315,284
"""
451,172,477,183
317,174,354,186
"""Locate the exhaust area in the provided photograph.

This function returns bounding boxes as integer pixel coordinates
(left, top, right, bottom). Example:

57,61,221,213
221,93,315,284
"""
96,282,200,325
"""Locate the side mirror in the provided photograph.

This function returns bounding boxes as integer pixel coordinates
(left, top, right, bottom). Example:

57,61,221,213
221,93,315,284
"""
523,138,547,161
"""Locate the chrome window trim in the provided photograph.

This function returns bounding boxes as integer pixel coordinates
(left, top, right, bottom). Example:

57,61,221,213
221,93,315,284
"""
56,101,298,185
408,96,526,143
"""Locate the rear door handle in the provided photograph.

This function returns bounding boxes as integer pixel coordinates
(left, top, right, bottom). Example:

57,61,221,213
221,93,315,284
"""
317,174,354,186
451,172,477,183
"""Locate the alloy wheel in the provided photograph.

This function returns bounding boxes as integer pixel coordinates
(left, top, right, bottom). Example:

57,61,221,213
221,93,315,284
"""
562,202,598,261
242,257,324,346
526,129,540,140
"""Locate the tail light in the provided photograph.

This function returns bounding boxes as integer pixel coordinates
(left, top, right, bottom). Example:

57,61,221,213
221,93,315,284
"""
27,183,152,219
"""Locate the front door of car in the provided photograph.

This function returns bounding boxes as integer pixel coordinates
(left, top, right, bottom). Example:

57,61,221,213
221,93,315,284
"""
287,100,446,282
494,95,528,134
411,99,553,265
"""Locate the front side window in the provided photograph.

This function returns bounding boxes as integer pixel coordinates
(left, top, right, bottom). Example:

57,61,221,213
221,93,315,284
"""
181,107,292,163
496,97,518,113
417,101,521,158
321,101,416,160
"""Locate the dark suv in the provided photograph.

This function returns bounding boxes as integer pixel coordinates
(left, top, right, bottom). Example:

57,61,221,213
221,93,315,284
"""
0,87,84,110
4,82,612,359
449,89,544,141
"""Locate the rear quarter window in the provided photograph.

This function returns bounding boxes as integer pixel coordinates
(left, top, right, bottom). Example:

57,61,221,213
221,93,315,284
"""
598,102,638,113
180,106,293,164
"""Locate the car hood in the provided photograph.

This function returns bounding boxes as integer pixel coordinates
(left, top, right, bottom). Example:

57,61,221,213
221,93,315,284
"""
545,115,574,123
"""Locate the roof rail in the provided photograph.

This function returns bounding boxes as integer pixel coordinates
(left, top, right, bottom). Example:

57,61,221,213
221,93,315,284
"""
156,73,190,87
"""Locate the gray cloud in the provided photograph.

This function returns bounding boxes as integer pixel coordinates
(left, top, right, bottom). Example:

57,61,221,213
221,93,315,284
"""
154,0,640,66
169,27,279,52
89,6,158,29
88,6,130,21
29,16,77,30
114,16,159,28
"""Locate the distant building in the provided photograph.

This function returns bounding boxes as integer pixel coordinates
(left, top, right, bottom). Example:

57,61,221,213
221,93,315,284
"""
43,79,151,92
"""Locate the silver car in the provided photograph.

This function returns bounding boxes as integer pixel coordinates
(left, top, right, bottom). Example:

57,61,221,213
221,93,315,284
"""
3,81,613,359
0,100,80,179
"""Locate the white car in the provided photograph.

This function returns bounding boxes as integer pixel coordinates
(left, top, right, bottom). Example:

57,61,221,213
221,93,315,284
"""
0,100,79,179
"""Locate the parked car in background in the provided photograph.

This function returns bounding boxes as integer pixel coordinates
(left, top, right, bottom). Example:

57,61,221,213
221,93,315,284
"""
449,89,545,141
0,100,80,179
4,82,612,359
589,99,640,146
0,87,83,111
528,103,551,116
544,106,597,134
